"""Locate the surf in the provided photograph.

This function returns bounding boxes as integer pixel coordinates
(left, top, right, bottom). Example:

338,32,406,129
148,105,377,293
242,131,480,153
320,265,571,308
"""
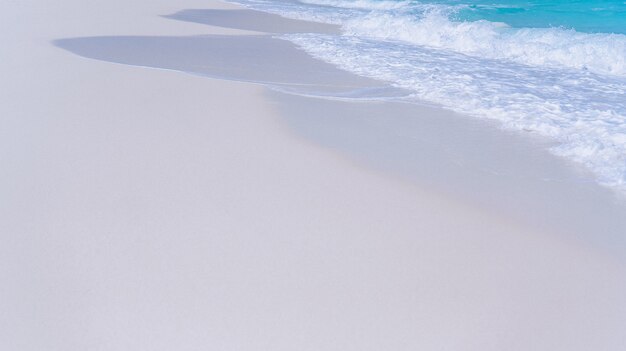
229,0,626,192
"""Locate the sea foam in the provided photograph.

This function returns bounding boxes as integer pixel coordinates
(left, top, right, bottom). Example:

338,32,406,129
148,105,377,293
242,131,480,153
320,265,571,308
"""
342,10,626,76
230,0,626,192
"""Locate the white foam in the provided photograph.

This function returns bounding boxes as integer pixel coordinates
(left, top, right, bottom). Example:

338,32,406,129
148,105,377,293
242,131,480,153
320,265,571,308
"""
232,0,626,76
342,10,626,76
300,0,413,10
230,0,626,192
284,33,626,190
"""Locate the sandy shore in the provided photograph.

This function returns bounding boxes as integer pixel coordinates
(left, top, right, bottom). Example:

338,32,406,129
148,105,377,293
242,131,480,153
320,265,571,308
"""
2,0,626,350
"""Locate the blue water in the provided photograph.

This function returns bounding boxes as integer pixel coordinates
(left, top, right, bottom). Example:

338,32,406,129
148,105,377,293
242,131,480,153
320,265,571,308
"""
445,0,626,34
230,0,626,193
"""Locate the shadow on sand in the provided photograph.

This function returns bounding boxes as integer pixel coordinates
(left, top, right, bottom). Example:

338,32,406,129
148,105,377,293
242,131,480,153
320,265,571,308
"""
54,34,402,97
163,9,339,34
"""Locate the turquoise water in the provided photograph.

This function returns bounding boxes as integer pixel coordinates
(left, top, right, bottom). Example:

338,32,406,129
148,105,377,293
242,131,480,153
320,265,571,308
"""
439,0,626,34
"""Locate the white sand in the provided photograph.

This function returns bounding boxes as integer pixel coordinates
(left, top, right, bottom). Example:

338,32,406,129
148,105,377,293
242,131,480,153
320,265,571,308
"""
2,0,626,350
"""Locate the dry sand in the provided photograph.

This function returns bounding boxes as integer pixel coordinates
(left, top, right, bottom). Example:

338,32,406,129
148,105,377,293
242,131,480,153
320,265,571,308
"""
2,0,626,350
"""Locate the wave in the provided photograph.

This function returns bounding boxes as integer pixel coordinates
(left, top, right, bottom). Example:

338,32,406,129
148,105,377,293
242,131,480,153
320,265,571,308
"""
341,9,626,76
284,33,626,188
230,0,626,192
234,0,626,76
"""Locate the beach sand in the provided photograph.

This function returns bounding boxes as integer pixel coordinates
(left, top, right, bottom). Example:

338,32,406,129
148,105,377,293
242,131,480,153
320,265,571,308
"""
2,0,626,350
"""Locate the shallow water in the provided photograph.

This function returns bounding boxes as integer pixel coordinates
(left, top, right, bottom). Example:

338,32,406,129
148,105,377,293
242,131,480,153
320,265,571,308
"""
230,0,626,193
422,0,626,34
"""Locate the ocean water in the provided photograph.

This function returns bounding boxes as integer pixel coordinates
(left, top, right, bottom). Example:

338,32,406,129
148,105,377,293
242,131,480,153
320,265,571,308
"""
230,0,626,192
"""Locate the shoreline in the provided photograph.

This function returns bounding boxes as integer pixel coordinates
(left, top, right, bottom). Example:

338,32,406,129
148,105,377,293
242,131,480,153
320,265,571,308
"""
55,4,626,252
3,0,626,349
229,0,626,196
